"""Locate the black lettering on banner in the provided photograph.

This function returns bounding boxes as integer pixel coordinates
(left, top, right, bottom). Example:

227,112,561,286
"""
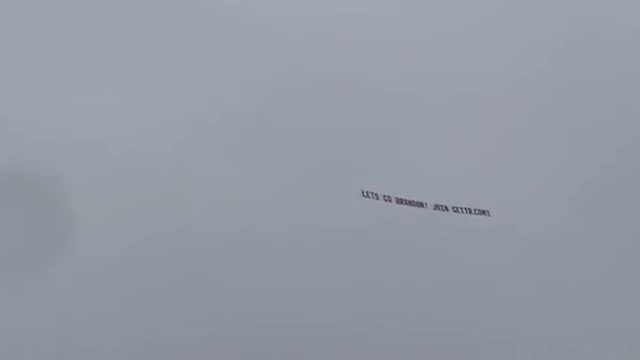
474,209,491,217
361,190,380,201
361,190,491,218
432,204,450,212
395,197,426,209
474,208,489,216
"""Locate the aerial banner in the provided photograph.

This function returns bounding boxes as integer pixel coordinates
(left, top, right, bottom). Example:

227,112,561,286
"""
362,189,491,218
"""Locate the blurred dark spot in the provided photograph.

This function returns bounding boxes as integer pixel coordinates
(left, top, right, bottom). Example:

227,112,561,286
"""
0,168,74,286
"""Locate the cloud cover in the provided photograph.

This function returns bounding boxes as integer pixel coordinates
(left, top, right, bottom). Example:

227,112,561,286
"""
1,0,639,358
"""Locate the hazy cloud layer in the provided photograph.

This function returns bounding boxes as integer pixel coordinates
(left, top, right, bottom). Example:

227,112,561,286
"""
1,0,639,358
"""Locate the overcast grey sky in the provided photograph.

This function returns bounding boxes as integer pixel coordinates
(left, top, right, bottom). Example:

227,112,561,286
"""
1,0,639,358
